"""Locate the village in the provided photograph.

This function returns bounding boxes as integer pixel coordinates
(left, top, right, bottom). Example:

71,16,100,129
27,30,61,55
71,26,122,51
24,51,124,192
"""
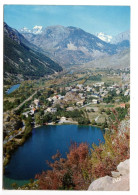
22,76,130,126
3,68,130,172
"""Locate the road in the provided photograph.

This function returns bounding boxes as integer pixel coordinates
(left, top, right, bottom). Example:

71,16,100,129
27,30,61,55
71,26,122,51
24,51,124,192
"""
12,91,37,112
3,125,25,145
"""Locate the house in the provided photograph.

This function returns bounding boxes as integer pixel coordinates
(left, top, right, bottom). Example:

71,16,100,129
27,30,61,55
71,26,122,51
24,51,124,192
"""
76,100,85,106
77,84,84,90
30,104,34,109
120,103,126,108
66,107,75,111
34,99,40,108
57,95,65,100
101,91,108,97
124,89,130,96
47,97,53,102
92,99,98,104
45,107,57,113
31,108,36,114
71,88,78,92
86,86,92,92
22,111,30,118
78,93,85,99
65,87,72,91
91,94,99,99
94,82,104,87
116,90,120,95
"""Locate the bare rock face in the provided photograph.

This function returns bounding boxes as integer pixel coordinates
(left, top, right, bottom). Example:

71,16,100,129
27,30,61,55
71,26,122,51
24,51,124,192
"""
88,159,129,191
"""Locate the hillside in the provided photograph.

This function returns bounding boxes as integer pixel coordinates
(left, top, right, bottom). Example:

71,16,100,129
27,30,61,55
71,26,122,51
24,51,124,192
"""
111,30,130,44
4,23,63,83
20,25,129,67
82,48,130,69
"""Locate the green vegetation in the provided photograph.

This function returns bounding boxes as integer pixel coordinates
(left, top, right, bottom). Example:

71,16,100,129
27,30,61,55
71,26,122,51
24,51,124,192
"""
4,33,62,82
110,107,128,122
88,74,102,81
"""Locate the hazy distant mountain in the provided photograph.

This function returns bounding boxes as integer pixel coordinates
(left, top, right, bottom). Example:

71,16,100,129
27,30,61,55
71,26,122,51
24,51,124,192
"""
20,25,122,66
84,48,130,69
111,30,130,44
4,23,62,83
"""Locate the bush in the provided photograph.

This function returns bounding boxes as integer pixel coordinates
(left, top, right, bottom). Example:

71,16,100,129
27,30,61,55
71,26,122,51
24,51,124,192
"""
78,117,90,125
91,120,96,126
35,124,129,190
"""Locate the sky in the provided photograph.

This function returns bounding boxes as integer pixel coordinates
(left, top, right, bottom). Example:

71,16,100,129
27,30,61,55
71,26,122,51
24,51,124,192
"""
4,5,130,36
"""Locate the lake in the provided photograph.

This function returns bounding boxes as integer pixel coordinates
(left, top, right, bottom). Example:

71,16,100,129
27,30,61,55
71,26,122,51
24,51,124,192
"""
6,84,20,94
3,125,105,189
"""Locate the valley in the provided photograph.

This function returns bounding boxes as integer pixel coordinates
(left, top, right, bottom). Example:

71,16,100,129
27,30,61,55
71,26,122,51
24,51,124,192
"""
3,21,130,190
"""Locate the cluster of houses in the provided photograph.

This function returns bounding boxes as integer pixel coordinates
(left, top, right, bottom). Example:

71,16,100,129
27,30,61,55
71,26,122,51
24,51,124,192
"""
22,77,130,117
43,81,130,113
22,99,40,118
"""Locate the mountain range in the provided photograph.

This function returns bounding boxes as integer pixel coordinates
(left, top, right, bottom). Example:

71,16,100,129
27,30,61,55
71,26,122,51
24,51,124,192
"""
4,23,62,83
4,23,130,83
20,25,130,66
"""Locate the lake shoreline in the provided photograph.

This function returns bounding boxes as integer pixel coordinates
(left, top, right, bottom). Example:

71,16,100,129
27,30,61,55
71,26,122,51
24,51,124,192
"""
4,124,105,189
6,84,20,94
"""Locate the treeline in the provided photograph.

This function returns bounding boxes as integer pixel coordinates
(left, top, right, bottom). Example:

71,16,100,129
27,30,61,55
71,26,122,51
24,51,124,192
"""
103,89,130,104
33,106,90,126
88,74,102,81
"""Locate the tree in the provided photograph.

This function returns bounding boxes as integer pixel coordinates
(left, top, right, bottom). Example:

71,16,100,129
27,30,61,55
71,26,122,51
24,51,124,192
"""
91,120,96,126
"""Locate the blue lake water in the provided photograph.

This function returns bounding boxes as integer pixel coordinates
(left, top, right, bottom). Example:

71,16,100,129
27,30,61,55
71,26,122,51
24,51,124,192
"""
6,84,20,94
4,125,105,188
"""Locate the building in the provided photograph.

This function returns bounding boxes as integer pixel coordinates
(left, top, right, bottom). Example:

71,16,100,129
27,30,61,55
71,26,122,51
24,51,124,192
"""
94,82,104,87
124,89,130,96
77,84,84,90
116,90,120,95
120,103,126,108
45,107,57,113
34,99,40,108
76,100,85,106
86,86,92,92
92,99,98,104
66,107,75,111
47,97,53,102
65,86,72,91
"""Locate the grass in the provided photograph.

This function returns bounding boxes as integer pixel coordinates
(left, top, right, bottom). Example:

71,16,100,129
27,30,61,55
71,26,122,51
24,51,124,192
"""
105,104,115,108
102,76,122,84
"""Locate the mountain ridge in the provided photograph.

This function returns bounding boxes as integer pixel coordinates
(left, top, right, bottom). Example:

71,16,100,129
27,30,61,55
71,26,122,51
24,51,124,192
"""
20,25,130,66
4,23,63,83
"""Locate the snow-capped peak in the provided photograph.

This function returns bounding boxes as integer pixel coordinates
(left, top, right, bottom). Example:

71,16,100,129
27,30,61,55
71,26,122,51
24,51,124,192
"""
96,32,112,43
32,25,43,34
19,25,43,34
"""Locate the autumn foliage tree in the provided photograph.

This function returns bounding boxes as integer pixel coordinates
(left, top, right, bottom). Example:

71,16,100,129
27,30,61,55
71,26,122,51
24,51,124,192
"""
35,126,129,190
33,109,130,190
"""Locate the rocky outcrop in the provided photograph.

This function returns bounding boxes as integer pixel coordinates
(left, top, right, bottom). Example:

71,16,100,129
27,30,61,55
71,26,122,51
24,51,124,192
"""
88,159,129,191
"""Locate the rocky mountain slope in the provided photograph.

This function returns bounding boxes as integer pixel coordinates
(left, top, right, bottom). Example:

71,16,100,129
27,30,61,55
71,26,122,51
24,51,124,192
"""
111,30,130,44
20,25,130,67
83,48,130,69
4,23,63,83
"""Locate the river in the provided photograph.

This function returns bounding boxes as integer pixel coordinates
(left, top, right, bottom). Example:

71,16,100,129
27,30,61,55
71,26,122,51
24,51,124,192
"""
3,124,105,189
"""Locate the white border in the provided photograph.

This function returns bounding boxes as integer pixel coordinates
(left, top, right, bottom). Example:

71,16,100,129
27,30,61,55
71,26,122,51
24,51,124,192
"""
1,0,138,195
